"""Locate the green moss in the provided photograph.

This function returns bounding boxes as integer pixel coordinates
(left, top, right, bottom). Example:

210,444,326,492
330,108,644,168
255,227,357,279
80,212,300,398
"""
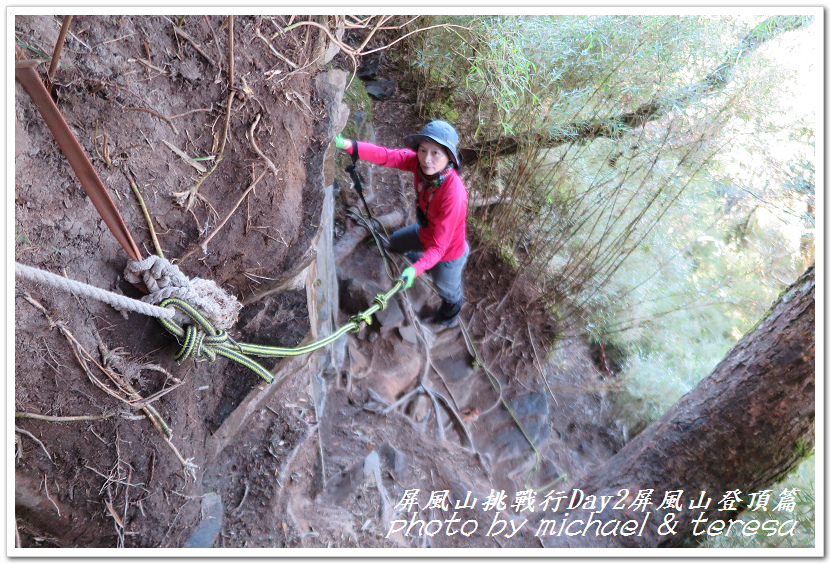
793,438,814,461
342,79,373,140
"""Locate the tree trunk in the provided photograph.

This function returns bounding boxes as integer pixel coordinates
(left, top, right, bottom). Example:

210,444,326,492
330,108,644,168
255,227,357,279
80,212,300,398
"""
541,265,814,548
460,15,814,166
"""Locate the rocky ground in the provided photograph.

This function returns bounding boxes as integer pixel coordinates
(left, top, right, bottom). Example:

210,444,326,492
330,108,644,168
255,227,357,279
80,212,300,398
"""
13,14,625,551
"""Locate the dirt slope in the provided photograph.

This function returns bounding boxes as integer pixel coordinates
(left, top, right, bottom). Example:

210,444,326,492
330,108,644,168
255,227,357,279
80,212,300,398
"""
14,13,329,548
14,14,625,550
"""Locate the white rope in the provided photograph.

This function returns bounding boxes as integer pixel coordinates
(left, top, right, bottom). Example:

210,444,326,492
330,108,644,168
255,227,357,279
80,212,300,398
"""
124,255,241,329
15,262,175,319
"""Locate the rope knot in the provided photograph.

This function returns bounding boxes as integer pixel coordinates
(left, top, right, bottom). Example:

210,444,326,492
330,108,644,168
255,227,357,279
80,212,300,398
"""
348,312,373,330
372,293,389,311
157,297,274,384
177,325,234,362
125,255,241,330
178,323,216,361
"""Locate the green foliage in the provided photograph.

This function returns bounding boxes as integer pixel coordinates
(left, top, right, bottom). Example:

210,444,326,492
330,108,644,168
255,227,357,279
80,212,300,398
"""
409,13,812,399
403,14,816,548
593,166,805,422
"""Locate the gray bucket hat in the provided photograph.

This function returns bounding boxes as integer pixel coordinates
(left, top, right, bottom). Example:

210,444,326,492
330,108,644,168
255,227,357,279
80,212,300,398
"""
405,120,461,171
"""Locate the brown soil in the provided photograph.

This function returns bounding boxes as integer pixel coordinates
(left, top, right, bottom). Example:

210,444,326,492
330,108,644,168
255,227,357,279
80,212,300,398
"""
14,15,625,550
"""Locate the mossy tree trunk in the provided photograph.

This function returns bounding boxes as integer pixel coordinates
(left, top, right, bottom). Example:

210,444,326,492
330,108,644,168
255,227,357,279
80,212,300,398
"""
542,265,815,548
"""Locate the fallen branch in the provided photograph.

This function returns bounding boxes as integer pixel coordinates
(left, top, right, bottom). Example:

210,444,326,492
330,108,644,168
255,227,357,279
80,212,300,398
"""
16,412,115,422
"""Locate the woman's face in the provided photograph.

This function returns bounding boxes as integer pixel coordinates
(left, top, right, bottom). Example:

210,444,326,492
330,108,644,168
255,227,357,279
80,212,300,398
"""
417,141,450,176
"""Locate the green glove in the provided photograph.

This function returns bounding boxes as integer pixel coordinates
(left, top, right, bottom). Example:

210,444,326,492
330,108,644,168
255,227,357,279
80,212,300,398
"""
335,134,350,150
399,266,416,289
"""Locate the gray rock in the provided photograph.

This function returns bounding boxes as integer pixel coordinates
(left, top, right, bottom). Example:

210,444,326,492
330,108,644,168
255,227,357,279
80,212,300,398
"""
375,295,404,328
314,70,350,136
184,492,223,548
357,53,381,80
433,353,475,383
378,441,408,481
365,79,395,100
347,341,370,374
398,324,418,344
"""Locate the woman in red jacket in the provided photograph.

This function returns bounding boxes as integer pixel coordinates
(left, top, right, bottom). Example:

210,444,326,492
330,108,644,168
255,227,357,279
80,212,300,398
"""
336,120,469,328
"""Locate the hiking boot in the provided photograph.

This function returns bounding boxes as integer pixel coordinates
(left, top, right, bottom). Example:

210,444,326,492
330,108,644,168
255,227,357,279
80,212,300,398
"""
429,316,459,332
430,298,462,330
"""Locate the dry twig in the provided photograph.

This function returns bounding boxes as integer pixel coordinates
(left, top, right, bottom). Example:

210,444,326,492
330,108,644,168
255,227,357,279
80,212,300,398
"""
161,140,207,172
122,106,179,135
227,16,234,86
20,292,196,479
42,476,60,516
170,23,217,67
255,27,297,69
46,15,73,92
247,113,278,178
177,168,267,264
15,427,52,461
93,120,112,168
125,169,165,259
172,91,235,211
277,17,468,89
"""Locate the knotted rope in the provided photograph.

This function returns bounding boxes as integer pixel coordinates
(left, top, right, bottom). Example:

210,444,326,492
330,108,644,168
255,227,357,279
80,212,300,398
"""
15,262,175,319
17,258,405,383
157,279,405,382
124,255,241,330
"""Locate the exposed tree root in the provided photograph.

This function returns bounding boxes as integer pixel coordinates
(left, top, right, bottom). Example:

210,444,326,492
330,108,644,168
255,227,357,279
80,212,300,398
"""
19,291,197,481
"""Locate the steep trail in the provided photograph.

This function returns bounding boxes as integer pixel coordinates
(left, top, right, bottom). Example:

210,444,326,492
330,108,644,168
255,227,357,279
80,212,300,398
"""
13,15,625,549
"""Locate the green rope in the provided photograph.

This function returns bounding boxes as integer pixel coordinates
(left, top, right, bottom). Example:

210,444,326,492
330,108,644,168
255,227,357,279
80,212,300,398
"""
157,279,404,384
458,317,561,494
348,205,558,492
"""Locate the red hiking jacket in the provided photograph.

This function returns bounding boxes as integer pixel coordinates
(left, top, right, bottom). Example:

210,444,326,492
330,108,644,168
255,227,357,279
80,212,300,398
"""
350,141,468,276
